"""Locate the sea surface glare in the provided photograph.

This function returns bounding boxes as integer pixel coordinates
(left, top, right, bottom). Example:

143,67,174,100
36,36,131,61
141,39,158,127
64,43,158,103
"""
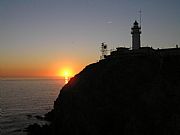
0,78,64,135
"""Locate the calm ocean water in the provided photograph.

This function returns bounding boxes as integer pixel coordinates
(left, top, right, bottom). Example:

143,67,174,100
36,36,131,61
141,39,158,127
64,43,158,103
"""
0,78,64,135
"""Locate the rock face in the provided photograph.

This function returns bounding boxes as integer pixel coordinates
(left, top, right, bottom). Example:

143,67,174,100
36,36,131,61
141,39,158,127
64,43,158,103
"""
46,54,180,135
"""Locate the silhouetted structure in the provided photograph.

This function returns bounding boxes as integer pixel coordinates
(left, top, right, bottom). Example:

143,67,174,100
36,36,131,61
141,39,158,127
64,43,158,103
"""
100,42,108,60
131,21,141,50
41,52,180,135
27,20,180,135
101,21,180,59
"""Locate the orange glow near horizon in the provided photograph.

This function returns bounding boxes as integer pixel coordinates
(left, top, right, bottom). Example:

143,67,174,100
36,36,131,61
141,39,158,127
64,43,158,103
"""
0,68,76,78
56,68,75,84
0,58,89,78
57,68,74,78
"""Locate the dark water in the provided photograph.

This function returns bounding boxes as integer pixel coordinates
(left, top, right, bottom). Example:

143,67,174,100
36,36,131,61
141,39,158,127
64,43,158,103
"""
0,78,64,135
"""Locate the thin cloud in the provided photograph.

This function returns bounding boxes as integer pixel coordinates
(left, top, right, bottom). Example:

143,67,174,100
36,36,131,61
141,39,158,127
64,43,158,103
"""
107,21,113,24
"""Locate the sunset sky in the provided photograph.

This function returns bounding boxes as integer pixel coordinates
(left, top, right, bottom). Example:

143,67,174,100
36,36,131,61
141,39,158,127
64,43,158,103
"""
0,0,180,77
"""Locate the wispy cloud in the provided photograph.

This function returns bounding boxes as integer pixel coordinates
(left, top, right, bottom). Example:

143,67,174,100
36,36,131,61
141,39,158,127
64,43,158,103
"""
107,21,113,24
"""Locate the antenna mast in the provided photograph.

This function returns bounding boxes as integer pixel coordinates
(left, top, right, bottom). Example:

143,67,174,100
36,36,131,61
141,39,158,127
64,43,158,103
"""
139,9,142,27
100,42,108,60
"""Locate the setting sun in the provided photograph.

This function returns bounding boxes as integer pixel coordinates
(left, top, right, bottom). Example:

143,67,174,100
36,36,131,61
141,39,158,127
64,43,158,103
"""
57,68,74,78
57,68,74,84
63,70,71,77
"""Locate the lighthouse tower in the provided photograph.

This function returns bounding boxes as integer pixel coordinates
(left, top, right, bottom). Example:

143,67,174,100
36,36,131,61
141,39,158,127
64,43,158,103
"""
131,21,141,50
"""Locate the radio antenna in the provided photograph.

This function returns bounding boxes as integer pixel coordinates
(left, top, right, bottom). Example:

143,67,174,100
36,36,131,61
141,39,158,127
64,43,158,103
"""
139,9,142,27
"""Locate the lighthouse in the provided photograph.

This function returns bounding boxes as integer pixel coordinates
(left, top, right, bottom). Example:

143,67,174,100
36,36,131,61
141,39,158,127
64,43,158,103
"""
131,21,141,50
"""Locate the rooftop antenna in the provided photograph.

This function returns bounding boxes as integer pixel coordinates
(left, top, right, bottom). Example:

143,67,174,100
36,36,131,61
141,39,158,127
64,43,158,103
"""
139,9,142,27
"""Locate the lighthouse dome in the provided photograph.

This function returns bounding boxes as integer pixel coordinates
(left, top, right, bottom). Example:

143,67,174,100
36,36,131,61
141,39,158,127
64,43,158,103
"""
134,21,138,26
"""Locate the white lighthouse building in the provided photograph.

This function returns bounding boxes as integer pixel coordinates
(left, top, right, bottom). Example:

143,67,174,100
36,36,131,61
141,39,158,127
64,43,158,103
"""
131,21,141,50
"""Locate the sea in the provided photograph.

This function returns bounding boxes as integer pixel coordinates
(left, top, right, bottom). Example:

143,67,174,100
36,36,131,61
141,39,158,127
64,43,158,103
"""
0,78,65,135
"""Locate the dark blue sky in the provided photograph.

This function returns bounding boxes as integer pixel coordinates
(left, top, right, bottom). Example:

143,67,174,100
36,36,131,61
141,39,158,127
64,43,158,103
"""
1,0,180,77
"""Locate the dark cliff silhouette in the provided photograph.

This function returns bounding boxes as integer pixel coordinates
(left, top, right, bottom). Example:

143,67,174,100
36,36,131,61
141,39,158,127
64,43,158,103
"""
27,52,180,135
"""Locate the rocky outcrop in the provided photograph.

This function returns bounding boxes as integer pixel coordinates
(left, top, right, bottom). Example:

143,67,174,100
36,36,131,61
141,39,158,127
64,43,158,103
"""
29,54,180,135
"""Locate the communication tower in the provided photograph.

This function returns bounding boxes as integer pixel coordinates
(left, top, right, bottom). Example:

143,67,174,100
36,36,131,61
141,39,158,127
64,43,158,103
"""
100,42,108,60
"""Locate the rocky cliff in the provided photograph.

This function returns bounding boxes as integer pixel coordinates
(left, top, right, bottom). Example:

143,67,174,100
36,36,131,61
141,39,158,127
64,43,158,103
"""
28,54,180,135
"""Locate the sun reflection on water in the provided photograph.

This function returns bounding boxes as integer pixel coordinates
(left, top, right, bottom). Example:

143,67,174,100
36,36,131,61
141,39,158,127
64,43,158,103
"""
64,76,69,84
58,68,73,84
